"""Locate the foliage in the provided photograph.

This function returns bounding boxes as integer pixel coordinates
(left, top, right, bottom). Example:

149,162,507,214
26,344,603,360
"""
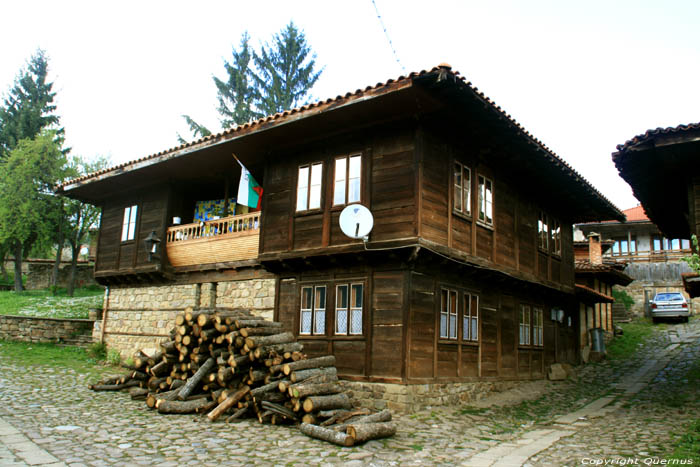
0,131,67,291
87,341,107,360
682,234,700,273
611,287,634,311
252,22,322,116
606,318,654,360
0,340,111,379
0,287,103,319
0,50,62,160
670,418,700,462
107,348,122,366
180,22,322,141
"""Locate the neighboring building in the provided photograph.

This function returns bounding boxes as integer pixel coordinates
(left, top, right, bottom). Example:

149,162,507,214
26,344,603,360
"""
57,65,622,409
612,123,700,299
576,206,693,316
573,234,632,354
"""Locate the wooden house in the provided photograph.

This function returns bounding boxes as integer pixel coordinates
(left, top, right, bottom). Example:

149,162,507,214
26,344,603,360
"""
58,65,623,407
613,123,700,298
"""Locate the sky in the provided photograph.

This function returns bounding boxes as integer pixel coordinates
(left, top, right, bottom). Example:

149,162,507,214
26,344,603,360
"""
1,0,699,212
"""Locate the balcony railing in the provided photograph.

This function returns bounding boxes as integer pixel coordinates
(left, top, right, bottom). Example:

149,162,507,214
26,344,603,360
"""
605,249,691,263
165,212,260,267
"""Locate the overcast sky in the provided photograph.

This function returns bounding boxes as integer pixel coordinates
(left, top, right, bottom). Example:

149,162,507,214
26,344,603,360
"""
2,0,699,212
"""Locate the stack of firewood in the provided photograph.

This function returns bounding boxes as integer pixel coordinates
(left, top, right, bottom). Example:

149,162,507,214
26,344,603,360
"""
89,307,396,446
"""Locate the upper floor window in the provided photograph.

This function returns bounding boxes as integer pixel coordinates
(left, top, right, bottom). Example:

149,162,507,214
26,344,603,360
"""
333,154,362,206
653,236,691,252
300,285,326,335
453,162,471,216
613,237,636,256
478,175,493,225
121,205,138,242
296,163,323,212
551,220,561,255
538,212,549,251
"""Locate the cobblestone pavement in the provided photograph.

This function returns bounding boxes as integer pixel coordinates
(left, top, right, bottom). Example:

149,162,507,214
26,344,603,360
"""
0,319,698,466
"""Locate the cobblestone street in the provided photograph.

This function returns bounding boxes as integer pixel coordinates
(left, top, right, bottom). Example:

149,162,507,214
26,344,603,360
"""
0,319,698,466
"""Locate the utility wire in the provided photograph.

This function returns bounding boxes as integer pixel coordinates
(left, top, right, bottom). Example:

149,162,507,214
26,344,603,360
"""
370,0,405,73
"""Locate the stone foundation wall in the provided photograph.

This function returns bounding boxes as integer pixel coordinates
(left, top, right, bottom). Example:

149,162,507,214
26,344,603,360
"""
340,380,519,413
0,315,94,347
100,278,276,356
26,263,95,290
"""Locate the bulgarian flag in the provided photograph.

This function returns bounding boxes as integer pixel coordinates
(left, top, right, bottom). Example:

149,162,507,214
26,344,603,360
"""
236,160,263,210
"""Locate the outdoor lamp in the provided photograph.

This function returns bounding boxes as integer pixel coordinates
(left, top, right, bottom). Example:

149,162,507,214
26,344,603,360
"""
144,230,161,262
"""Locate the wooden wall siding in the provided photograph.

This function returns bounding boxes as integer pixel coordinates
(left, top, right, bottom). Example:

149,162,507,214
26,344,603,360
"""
461,345,479,377
370,147,416,242
293,213,323,250
518,349,531,377
451,216,472,255
260,191,290,252
559,223,575,286
332,340,366,376
499,296,517,378
437,345,458,378
419,141,449,245
544,321,557,370
517,203,536,275
476,226,494,263
407,271,435,379
95,204,123,273
531,350,544,377
276,278,298,332
494,185,517,270
371,270,406,378
537,252,548,280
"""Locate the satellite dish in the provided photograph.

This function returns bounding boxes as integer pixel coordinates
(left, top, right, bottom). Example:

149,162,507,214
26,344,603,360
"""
339,204,374,240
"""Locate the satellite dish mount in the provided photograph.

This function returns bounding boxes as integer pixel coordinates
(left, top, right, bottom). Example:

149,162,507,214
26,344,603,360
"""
339,204,374,243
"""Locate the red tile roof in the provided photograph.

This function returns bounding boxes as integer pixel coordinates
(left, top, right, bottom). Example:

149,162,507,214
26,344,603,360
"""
616,122,700,152
622,205,649,222
56,64,621,219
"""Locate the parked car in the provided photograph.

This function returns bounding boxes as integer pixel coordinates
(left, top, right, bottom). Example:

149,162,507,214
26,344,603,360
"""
650,292,690,323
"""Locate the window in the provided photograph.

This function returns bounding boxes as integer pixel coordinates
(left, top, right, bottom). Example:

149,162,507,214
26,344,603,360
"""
300,285,326,335
453,162,471,216
538,212,549,250
333,154,361,206
463,294,478,342
533,307,544,347
613,237,636,256
296,163,323,211
519,304,531,345
335,283,363,335
121,205,138,242
478,175,493,225
440,289,458,339
551,220,561,255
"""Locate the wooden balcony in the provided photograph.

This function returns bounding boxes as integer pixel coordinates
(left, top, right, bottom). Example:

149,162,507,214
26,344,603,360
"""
165,212,260,268
604,249,691,263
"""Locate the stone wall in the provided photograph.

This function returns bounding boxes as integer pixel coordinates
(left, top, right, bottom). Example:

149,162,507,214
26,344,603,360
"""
100,278,276,356
26,262,96,290
0,315,94,347
619,262,700,317
340,380,519,413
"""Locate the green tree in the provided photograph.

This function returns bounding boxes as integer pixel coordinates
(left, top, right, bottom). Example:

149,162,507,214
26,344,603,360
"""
176,115,212,145
0,50,61,160
0,132,67,291
214,32,259,127
252,22,322,115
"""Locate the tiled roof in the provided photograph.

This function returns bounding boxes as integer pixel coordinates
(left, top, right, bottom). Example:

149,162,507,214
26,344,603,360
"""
622,205,648,222
575,284,614,303
56,64,620,218
616,122,700,152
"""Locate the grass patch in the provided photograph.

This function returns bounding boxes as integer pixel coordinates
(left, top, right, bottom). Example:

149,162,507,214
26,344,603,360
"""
670,418,700,462
409,444,423,451
0,286,104,319
607,319,655,360
460,406,489,415
0,339,112,379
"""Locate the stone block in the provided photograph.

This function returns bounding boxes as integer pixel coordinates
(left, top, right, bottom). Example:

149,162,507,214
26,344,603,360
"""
548,364,568,381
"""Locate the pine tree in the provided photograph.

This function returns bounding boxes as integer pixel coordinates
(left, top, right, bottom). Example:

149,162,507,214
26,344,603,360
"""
214,32,259,127
0,50,61,160
252,22,322,115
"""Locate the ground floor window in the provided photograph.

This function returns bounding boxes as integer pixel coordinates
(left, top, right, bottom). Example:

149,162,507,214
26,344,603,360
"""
533,307,544,346
335,283,363,335
519,304,531,345
440,287,479,342
463,294,478,341
301,281,364,336
440,289,458,339
300,285,326,335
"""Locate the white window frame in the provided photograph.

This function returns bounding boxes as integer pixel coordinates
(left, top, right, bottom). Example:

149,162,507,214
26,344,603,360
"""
299,285,326,335
538,212,549,251
453,162,471,216
519,304,531,345
296,162,323,212
463,294,479,342
478,175,493,226
121,205,138,242
333,154,362,207
551,219,561,255
440,288,458,340
533,307,544,347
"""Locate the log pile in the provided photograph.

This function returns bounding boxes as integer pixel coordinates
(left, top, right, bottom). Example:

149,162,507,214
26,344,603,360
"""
90,307,396,445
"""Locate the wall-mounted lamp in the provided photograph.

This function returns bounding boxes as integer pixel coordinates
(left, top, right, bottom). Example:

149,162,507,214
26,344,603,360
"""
144,230,161,262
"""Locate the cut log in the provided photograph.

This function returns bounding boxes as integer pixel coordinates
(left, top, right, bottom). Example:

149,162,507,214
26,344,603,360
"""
178,357,216,400
290,366,337,383
303,393,351,413
217,367,235,384
90,380,140,391
289,382,343,399
279,356,336,376
346,422,397,443
130,370,148,381
320,408,371,427
150,360,171,377
244,332,295,350
239,327,281,337
157,397,216,414
253,342,303,360
301,414,316,424
250,379,289,398
206,386,250,422
160,340,177,354
129,387,149,400
234,319,283,329
226,407,248,423
299,423,354,447
261,401,298,422
332,409,392,432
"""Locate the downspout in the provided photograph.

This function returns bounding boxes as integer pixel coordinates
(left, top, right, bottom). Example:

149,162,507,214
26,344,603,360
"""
100,286,110,344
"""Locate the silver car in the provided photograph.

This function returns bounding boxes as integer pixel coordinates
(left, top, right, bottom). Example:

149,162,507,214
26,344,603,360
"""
650,292,690,323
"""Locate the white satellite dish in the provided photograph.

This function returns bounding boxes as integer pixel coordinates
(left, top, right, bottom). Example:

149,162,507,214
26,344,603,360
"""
339,204,374,241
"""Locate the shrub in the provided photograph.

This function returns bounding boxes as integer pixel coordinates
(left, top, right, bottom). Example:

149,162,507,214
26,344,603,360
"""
612,288,634,311
87,342,107,360
106,348,121,366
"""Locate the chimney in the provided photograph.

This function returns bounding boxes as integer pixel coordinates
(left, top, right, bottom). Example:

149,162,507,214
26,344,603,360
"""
588,232,602,265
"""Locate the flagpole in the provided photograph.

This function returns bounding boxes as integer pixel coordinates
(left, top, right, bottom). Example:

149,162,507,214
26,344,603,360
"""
232,153,242,165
